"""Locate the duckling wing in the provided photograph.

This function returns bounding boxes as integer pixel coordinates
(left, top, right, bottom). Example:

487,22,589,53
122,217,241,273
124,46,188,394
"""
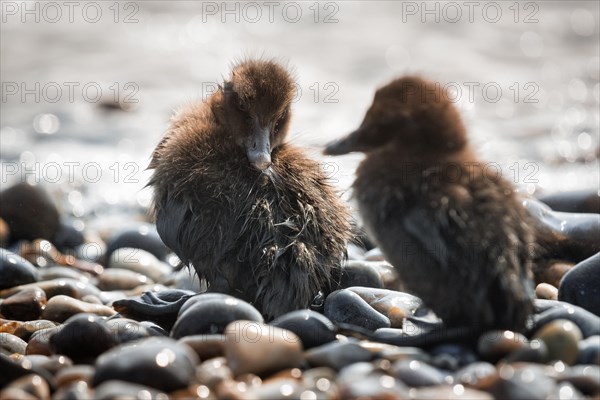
155,195,189,261
402,207,450,270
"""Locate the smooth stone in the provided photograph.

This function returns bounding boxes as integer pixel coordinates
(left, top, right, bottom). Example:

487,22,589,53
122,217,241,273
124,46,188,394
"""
23,354,72,375
556,365,600,395
559,252,600,316
13,320,58,341
536,283,558,300
271,309,337,349
391,359,448,387
112,289,195,332
178,334,225,360
55,365,95,388
26,326,63,356
533,319,582,365
93,337,198,392
0,353,55,390
109,248,172,282
95,268,154,291
339,373,408,399
370,261,402,290
224,320,303,377
349,287,423,328
245,378,304,399
170,384,215,400
171,294,263,338
324,289,391,331
19,239,103,276
38,266,89,282
429,344,478,370
0,332,27,354
51,381,92,400
50,314,118,363
41,295,116,323
1,278,101,300
305,341,374,370
525,198,600,262
364,247,385,261
502,339,549,364
0,183,60,246
53,221,86,252
195,357,232,389
539,190,600,214
477,330,528,362
531,300,600,338
105,318,160,343
0,249,39,290
1,287,47,321
578,335,600,365
104,225,170,263
94,380,168,400
453,362,498,389
359,341,430,363
487,364,559,399
340,260,384,289
411,385,493,400
302,367,338,396
0,373,51,400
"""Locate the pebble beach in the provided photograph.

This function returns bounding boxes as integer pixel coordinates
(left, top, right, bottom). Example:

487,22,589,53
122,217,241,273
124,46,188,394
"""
1,1,600,399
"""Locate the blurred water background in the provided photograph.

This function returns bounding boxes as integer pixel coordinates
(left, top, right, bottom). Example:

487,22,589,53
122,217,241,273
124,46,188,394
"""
1,1,598,229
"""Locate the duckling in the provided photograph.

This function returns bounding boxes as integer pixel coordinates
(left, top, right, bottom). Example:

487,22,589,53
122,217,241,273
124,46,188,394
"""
325,76,535,332
149,59,352,320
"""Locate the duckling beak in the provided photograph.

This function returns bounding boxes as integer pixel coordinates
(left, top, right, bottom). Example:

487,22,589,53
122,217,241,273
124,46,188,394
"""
323,127,366,155
247,126,272,171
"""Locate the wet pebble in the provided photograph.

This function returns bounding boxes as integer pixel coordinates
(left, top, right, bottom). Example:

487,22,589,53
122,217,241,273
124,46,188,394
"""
487,363,559,399
502,339,549,364
50,314,118,363
23,354,72,375
224,320,303,376
2,278,100,300
195,357,232,389
533,319,582,365
26,325,63,356
13,320,57,342
339,373,407,399
54,365,94,388
106,318,162,343
536,283,558,300
364,247,385,261
171,294,263,338
178,334,225,360
349,286,423,328
41,295,116,323
104,225,170,263
339,260,384,289
305,341,374,370
477,330,528,362
556,365,600,396
0,332,27,354
324,289,390,331
577,335,599,365
109,247,172,282
532,300,600,338
92,337,198,392
453,361,497,389
0,373,51,400
429,344,477,370
271,309,337,349
95,268,154,291
38,266,89,282
539,189,600,214
558,252,600,316
0,249,39,290
0,287,47,321
94,380,168,400
391,359,448,387
411,385,493,400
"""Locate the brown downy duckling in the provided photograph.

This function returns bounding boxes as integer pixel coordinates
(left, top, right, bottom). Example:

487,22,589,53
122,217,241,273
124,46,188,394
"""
325,76,536,333
149,59,352,320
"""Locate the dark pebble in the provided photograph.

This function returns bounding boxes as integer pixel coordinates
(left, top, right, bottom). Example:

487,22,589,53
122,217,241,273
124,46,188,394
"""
305,341,375,370
502,339,549,364
391,359,448,387
104,224,170,263
0,286,47,321
50,314,118,363
2,278,101,300
13,320,58,342
53,221,85,252
531,300,600,338
270,309,337,349
578,335,600,365
92,337,198,392
324,289,391,331
559,252,600,316
94,380,168,399
0,332,27,354
430,344,478,370
171,294,263,338
105,318,163,343
0,353,56,390
339,260,384,289
487,364,559,400
178,334,225,360
0,249,39,290
539,190,600,214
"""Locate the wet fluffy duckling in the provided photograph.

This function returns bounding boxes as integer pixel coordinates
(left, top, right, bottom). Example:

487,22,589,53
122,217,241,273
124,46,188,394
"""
325,76,535,332
149,59,352,319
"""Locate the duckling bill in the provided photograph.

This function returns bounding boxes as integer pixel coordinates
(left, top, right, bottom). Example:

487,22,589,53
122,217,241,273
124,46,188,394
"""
148,59,352,319
325,76,536,332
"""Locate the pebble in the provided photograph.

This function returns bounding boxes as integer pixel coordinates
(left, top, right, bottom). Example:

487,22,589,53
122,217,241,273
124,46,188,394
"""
38,266,89,282
26,325,63,356
54,364,94,388
0,249,39,290
533,319,582,365
178,334,225,360
0,373,51,400
92,337,198,392
324,289,391,331
0,332,28,354
109,247,172,282
531,300,600,338
224,320,303,376
502,339,549,364
104,225,170,263
339,373,408,399
171,294,263,338
391,359,448,387
94,380,168,399
556,365,600,396
487,363,560,399
411,385,493,400
305,341,374,370
1,278,101,300
94,268,154,291
453,362,498,389
195,357,233,389
539,189,600,214
536,283,558,300
50,314,118,363
536,261,574,288
558,252,600,316
364,247,386,261
577,335,599,365
349,286,423,328
339,260,384,289
23,354,72,375
41,295,116,323
13,320,57,341
270,309,337,349
477,330,528,362
0,287,47,321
